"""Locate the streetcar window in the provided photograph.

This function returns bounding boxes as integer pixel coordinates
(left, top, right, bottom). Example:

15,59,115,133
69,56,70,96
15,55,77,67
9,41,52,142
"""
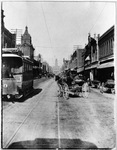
2,57,23,78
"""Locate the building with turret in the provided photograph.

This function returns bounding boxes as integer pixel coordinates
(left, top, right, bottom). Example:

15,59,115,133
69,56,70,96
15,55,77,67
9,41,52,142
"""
21,26,35,59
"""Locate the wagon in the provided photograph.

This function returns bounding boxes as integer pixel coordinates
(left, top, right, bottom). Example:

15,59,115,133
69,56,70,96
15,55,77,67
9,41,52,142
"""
61,79,84,99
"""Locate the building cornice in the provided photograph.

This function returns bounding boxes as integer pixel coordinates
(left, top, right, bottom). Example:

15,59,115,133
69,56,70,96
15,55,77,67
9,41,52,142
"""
99,25,114,41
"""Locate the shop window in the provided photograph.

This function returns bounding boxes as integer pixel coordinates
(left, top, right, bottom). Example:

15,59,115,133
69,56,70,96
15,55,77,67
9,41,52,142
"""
103,43,105,56
109,40,111,54
110,40,112,54
102,44,104,56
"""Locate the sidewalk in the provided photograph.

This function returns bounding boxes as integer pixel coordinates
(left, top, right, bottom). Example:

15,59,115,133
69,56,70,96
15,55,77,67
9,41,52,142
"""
91,87,115,100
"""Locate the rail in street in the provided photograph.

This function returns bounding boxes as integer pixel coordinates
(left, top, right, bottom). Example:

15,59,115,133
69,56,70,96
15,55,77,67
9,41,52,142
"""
3,79,52,148
2,78,116,149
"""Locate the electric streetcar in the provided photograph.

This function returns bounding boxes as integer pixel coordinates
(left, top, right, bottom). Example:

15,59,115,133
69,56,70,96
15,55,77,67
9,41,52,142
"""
2,49,33,100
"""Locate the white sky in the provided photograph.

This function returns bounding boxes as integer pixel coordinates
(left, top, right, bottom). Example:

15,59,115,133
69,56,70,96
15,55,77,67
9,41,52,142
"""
3,1,115,67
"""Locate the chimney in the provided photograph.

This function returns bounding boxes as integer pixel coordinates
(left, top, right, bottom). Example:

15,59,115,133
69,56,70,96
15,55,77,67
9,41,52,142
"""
98,34,100,39
88,33,91,42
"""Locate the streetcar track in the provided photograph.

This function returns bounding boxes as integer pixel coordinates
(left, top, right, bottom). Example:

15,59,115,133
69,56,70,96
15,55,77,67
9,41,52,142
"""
4,80,53,148
3,80,110,148
57,96,61,148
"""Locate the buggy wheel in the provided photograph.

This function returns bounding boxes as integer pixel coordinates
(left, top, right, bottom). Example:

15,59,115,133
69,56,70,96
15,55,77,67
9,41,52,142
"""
58,84,63,97
63,84,69,100
63,91,69,99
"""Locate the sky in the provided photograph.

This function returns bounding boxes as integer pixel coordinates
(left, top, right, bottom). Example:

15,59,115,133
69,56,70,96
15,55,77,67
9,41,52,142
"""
3,1,115,67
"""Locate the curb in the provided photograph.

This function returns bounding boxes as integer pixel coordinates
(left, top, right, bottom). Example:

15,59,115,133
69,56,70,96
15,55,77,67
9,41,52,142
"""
91,87,115,99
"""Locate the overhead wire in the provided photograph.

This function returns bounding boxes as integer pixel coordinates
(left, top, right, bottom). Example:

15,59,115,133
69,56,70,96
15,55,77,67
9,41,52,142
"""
40,2,57,65
41,2,53,50
89,3,107,33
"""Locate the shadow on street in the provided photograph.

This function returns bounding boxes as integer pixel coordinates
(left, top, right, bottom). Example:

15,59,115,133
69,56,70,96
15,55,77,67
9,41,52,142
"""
8,138,98,149
2,88,42,103
69,94,82,98
19,88,42,102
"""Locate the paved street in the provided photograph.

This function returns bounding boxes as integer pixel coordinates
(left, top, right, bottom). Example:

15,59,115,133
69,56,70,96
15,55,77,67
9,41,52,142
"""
2,78,116,149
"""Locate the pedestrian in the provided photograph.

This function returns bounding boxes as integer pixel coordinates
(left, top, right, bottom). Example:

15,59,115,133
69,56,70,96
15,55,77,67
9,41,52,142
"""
87,78,91,92
82,80,89,98
100,82,104,93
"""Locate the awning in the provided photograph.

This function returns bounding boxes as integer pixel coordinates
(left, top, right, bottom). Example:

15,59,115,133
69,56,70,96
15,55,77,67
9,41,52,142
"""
85,56,90,61
91,64,98,69
97,61,114,69
77,67,84,73
85,66,91,70
70,68,77,71
85,63,98,70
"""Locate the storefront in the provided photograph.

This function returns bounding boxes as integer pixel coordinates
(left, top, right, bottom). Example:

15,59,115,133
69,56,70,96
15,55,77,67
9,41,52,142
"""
97,61,114,82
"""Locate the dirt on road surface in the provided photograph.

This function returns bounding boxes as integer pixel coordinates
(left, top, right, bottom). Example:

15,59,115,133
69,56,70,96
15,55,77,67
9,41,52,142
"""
2,78,116,149
59,90,116,148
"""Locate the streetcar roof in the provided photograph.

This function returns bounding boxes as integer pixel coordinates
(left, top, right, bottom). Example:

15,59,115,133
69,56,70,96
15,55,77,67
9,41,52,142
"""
2,53,22,59
2,53,33,64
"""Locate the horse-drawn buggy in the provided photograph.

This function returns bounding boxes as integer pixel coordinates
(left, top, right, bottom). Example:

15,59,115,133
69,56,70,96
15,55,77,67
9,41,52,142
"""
62,79,84,99
56,73,84,99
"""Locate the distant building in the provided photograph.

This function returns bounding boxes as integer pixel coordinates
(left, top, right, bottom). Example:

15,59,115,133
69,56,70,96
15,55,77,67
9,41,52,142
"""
53,59,60,75
77,48,85,75
61,58,69,71
21,26,35,59
42,61,53,75
69,50,77,69
67,46,82,71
